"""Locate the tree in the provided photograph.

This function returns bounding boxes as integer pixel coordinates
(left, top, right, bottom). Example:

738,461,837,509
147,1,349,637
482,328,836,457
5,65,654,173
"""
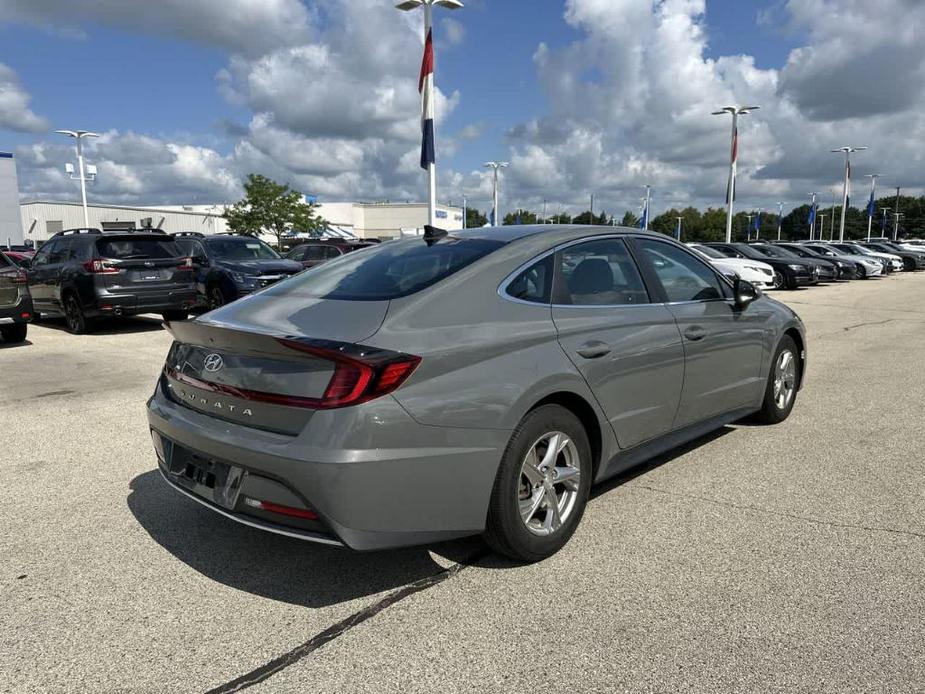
620,211,639,228
571,209,608,225
225,174,326,248
503,208,539,225
466,207,488,228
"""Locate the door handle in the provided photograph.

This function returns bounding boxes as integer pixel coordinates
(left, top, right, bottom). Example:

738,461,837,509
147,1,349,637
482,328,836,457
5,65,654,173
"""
683,326,707,342
576,341,612,359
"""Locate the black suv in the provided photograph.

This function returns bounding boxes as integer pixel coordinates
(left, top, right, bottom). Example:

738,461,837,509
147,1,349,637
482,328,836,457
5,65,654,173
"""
0,251,33,344
172,233,303,309
27,228,196,334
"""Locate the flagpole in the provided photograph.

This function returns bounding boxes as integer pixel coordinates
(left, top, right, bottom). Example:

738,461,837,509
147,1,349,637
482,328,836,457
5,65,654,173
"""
712,105,759,243
808,192,818,241
643,185,651,231
864,174,881,242
755,208,761,240
831,146,866,242
777,201,783,240
396,0,464,229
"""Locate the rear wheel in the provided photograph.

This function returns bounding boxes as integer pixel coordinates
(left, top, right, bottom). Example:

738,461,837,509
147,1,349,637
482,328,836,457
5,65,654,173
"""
208,284,228,310
754,336,801,424
0,323,27,343
161,310,188,322
64,293,92,334
484,405,592,562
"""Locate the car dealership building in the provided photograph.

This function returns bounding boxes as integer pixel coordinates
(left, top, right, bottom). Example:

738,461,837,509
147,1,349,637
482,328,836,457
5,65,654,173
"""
18,200,465,246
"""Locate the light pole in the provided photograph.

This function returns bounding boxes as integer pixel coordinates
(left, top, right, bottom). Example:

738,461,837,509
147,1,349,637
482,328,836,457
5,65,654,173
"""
880,207,890,237
829,189,837,241
675,216,683,241
808,192,818,241
831,146,866,242
818,213,826,238
542,198,547,224
745,214,754,241
589,193,594,225
55,129,99,227
396,0,463,228
864,174,882,241
777,201,784,240
893,212,904,240
641,184,651,230
462,193,467,229
712,105,759,242
483,161,508,226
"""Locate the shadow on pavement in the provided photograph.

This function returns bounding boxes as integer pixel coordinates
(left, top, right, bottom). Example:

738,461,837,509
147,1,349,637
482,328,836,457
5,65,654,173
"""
0,338,33,349
127,470,484,609
36,314,167,335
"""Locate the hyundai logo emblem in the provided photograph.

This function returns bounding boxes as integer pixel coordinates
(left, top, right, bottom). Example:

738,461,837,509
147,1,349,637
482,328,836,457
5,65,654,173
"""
203,353,225,372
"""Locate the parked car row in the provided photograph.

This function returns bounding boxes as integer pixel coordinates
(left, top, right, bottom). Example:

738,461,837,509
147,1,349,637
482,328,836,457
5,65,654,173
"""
687,238,925,290
0,229,374,337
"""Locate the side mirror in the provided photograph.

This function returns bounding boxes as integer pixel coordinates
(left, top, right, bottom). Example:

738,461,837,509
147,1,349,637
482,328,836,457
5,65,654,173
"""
733,277,759,309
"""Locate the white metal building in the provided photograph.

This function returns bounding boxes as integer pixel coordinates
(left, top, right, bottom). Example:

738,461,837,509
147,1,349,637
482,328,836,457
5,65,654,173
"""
0,153,24,247
19,200,464,245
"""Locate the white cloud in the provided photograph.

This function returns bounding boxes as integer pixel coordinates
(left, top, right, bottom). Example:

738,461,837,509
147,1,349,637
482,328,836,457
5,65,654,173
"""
0,0,313,55
0,63,47,133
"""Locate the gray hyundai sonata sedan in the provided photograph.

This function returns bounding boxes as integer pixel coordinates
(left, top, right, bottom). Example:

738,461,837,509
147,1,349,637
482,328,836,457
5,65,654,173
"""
147,225,806,561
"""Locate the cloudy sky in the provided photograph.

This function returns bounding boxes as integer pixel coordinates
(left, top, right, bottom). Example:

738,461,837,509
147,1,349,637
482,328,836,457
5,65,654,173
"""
0,0,922,217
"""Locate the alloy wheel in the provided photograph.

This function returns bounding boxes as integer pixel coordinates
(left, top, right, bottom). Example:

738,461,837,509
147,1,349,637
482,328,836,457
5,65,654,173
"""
773,349,797,411
772,271,785,289
517,431,582,536
65,296,83,333
209,287,226,310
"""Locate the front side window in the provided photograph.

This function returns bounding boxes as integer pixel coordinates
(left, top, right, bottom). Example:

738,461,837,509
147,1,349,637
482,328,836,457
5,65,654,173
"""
637,239,724,303
205,237,280,260
505,255,553,304
558,238,649,306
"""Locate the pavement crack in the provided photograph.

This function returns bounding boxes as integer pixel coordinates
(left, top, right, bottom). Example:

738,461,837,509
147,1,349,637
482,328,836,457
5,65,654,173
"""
203,548,489,694
628,483,925,541
841,318,894,332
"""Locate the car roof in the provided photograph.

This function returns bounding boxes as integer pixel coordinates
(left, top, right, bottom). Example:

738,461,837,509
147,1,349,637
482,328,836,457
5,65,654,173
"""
453,224,678,245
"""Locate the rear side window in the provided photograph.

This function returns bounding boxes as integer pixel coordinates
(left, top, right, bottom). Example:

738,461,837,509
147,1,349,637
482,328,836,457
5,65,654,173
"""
96,238,181,259
506,255,553,304
267,236,504,301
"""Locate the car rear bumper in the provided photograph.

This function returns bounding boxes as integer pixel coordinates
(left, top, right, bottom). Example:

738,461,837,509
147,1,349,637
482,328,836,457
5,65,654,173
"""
146,381,510,551
89,288,197,317
0,294,34,324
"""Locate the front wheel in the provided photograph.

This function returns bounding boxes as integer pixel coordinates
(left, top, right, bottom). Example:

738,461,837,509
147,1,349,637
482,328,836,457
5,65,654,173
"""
754,336,801,424
0,323,27,343
772,271,785,290
484,405,592,562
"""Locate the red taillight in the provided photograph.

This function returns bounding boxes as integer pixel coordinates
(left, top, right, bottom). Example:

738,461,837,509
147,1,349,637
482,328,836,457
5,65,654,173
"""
244,498,318,521
83,259,119,274
279,339,421,409
177,257,194,271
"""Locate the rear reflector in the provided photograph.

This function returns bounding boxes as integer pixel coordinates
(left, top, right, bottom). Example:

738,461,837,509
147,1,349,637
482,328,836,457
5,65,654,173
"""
244,497,318,521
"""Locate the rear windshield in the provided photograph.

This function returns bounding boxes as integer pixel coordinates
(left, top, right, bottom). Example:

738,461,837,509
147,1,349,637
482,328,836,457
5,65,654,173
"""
266,236,505,300
96,237,181,259
206,237,280,260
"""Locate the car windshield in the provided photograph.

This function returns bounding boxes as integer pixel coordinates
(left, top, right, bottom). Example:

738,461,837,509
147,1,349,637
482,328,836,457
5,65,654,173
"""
206,237,280,260
831,244,862,255
96,237,181,259
265,236,505,301
781,245,810,257
690,244,725,259
749,245,796,259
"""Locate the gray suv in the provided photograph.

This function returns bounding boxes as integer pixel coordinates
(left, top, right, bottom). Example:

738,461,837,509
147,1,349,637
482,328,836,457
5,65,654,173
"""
147,226,806,561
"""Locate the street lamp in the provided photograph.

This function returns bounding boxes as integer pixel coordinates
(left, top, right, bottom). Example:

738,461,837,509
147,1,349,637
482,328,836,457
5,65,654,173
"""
55,129,99,227
863,174,882,242
712,105,759,242
395,0,464,228
831,146,867,242
483,161,508,226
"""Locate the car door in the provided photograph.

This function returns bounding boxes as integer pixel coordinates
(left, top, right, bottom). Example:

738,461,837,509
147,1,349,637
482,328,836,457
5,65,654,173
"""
550,236,685,450
27,239,63,309
632,238,770,428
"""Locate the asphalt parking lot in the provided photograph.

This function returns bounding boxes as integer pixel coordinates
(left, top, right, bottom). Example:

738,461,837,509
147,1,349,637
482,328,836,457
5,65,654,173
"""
2,275,924,694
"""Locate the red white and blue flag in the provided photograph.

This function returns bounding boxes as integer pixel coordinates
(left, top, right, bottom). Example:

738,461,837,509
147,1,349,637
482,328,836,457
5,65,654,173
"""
726,124,738,204
418,29,436,170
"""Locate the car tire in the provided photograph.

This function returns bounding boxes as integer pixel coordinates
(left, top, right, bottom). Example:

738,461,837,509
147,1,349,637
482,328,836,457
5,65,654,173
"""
0,322,27,343
208,284,228,310
484,405,593,563
772,271,785,290
161,310,188,322
754,335,801,425
64,293,92,335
